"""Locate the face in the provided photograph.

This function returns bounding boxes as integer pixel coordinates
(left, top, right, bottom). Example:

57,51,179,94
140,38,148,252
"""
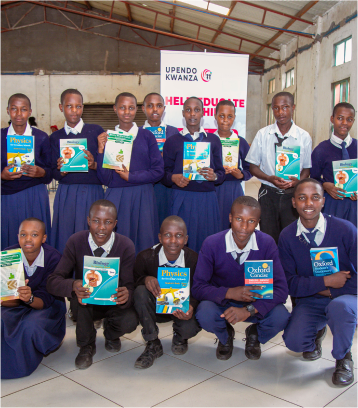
182,98,203,129
158,221,188,260
59,94,83,127
215,105,236,133
272,96,295,126
229,204,260,249
87,205,118,247
18,221,47,257
7,98,32,127
330,107,355,139
142,95,165,124
114,96,137,126
292,182,325,224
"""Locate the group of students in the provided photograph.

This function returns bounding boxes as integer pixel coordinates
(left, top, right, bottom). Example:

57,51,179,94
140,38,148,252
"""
0,88,356,388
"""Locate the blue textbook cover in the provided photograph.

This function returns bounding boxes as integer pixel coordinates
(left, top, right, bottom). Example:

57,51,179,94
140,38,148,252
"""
310,247,339,277
7,135,35,173
332,159,357,197
244,260,273,299
147,126,166,152
156,267,190,314
82,256,120,305
275,145,300,180
183,142,210,181
60,138,88,172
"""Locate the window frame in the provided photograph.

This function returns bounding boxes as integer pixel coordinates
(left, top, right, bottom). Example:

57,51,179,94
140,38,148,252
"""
285,68,294,89
334,36,352,66
267,104,275,126
268,78,275,94
332,78,350,108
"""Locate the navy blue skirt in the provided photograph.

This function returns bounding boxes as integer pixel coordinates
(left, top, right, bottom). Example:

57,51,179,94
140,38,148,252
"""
323,192,357,227
216,180,244,231
51,184,104,253
170,189,221,253
154,182,172,227
1,300,66,379
1,184,51,250
105,184,159,254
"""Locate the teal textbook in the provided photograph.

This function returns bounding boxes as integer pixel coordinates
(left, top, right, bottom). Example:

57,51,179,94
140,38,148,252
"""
183,142,210,181
147,126,166,152
60,138,88,172
102,130,134,170
156,267,190,314
82,256,120,305
7,135,35,173
275,145,300,180
310,247,339,277
244,260,273,299
332,159,357,197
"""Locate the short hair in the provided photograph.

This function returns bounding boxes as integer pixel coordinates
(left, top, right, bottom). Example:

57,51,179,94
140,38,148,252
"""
19,217,46,234
160,215,187,235
8,93,31,109
60,89,83,105
143,92,164,105
332,102,355,117
293,178,324,196
215,100,235,115
29,117,37,127
272,92,294,106
89,200,117,219
184,97,203,109
115,92,137,106
231,196,261,213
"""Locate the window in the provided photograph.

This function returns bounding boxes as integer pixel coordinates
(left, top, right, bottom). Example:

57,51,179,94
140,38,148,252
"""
268,78,275,94
334,37,352,66
285,68,294,88
178,1,230,15
332,79,350,107
267,104,275,126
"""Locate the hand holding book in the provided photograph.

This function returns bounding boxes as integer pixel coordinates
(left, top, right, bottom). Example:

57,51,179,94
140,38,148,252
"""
225,286,263,302
145,276,161,298
1,164,23,180
113,287,129,304
173,305,194,320
323,271,351,289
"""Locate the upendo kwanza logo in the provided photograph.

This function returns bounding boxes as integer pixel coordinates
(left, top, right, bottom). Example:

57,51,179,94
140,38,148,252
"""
201,69,212,82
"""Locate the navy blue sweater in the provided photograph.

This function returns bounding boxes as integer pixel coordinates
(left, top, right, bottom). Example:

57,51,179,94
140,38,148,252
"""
162,132,225,192
278,214,357,299
1,127,52,195
50,124,104,185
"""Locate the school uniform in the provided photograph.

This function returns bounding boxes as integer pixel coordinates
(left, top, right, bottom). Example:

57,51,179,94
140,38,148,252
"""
50,120,105,253
311,134,357,227
278,214,357,360
246,121,312,243
141,121,179,226
1,243,66,379
97,123,164,254
1,124,53,250
214,131,252,230
192,229,290,345
162,127,225,253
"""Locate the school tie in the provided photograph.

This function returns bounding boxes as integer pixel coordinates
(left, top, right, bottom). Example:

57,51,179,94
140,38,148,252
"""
274,132,289,148
235,252,243,265
341,141,350,160
93,247,105,257
304,230,317,246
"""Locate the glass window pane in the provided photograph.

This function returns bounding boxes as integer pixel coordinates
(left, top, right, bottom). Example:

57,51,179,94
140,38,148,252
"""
334,83,340,105
291,69,294,86
272,79,275,93
335,42,345,66
345,38,352,63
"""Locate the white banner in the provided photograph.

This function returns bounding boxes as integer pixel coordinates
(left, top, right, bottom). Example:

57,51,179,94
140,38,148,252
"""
160,50,248,137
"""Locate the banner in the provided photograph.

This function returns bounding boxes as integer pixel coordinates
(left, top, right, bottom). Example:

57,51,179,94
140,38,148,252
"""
160,50,249,137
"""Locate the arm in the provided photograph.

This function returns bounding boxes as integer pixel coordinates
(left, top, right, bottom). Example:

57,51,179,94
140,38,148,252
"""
96,153,113,186
212,138,225,185
134,250,151,287
23,133,53,184
162,138,177,187
250,163,291,189
239,137,252,181
50,134,66,181
117,240,136,308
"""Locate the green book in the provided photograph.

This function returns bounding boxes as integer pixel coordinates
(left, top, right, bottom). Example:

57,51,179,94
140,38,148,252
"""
1,249,25,301
220,138,240,170
103,130,134,170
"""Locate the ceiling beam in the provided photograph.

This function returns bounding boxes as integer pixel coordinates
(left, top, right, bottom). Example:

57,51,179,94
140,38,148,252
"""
84,1,92,10
125,2,132,22
211,0,236,44
169,1,176,33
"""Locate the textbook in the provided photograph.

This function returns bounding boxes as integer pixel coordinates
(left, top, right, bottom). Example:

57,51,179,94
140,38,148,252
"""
147,126,166,152
102,130,134,170
220,138,240,170
244,260,273,299
332,159,357,197
310,247,339,277
82,256,120,306
1,249,25,301
275,145,300,180
183,142,210,181
60,138,88,172
7,134,35,173
156,267,190,314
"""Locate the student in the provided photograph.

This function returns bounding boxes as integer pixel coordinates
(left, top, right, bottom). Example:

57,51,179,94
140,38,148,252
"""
214,100,252,230
50,89,105,254
1,218,66,379
1,94,52,250
133,216,201,368
162,97,225,253
141,92,179,225
97,92,164,254
311,102,357,227
279,179,357,386
246,92,312,243
192,196,289,360
47,200,138,369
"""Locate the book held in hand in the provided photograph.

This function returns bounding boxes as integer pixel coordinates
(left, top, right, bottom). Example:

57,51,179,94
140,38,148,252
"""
156,267,190,314
244,260,273,299
1,249,25,301
82,256,120,306
332,159,357,197
310,247,339,277
275,145,300,180
102,130,134,170
147,126,166,152
7,135,35,173
183,142,210,181
60,138,88,172
220,138,240,170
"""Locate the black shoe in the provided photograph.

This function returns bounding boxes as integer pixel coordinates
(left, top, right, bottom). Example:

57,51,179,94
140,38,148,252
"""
216,323,235,360
134,339,163,369
172,332,188,355
105,338,121,353
303,326,327,361
75,343,96,369
244,324,261,360
332,352,354,386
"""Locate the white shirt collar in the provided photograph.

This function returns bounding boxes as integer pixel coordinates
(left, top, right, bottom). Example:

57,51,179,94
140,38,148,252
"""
180,126,207,140
158,245,185,268
214,130,237,139
143,120,166,129
114,123,138,140
225,229,259,254
64,118,84,135
8,122,32,136
269,121,297,139
22,246,44,277
88,232,115,256
296,212,325,236
330,133,352,148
